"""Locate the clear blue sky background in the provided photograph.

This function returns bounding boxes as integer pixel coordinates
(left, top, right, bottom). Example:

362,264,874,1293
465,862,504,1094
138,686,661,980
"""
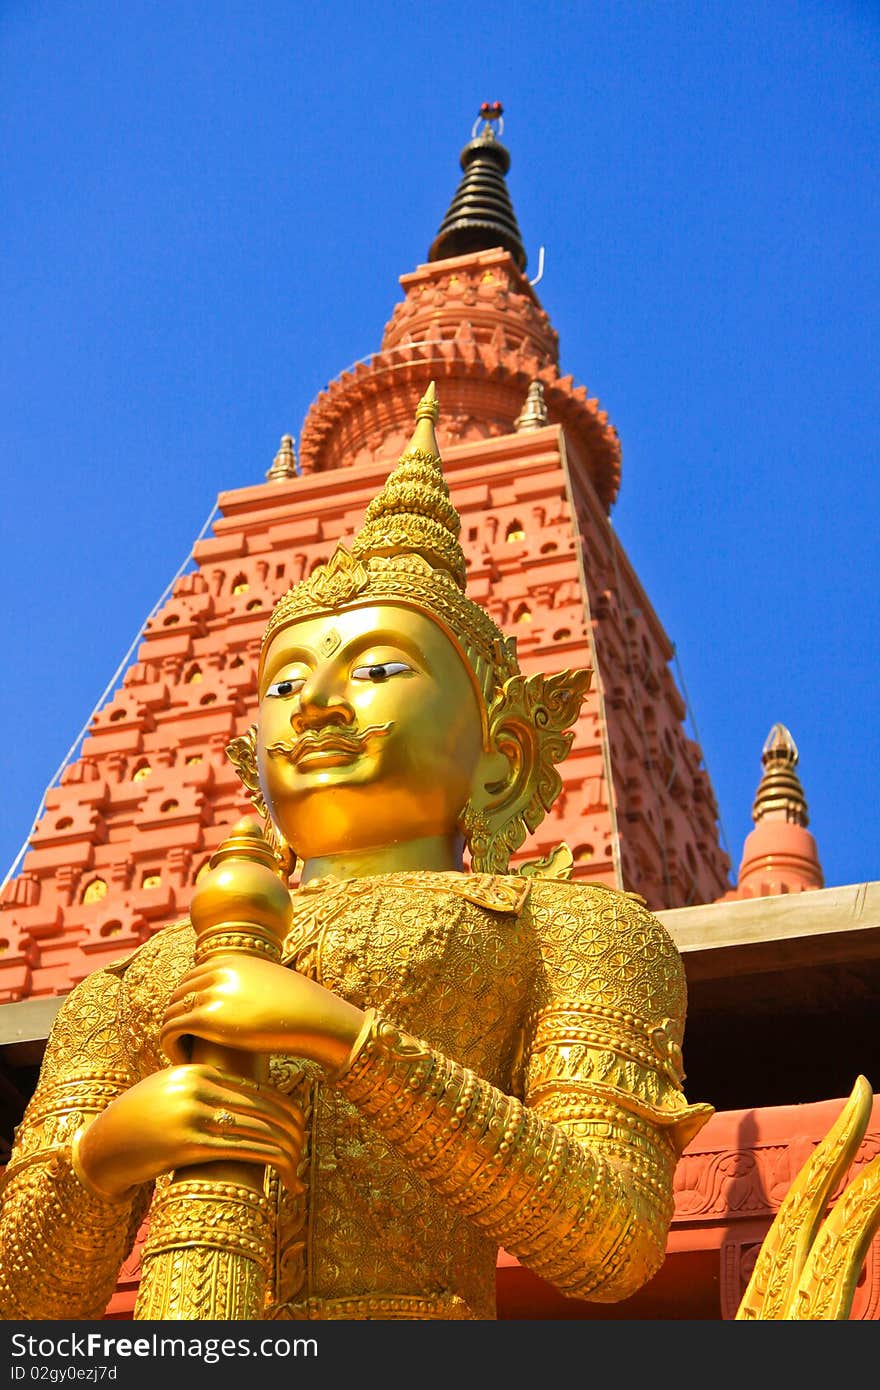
2,0,878,894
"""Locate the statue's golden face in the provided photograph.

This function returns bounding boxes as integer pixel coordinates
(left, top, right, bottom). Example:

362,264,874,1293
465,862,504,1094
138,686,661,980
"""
257,604,487,860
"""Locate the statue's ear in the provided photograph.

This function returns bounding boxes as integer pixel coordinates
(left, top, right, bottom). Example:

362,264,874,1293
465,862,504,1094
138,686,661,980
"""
225,726,296,880
460,668,591,874
226,725,267,816
463,710,539,867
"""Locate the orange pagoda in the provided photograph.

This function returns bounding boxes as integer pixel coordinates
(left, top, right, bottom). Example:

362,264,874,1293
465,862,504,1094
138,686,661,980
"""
1,106,877,1320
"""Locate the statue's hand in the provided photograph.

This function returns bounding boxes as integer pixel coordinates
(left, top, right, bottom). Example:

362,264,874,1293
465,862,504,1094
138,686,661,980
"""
161,954,365,1075
74,1065,305,1199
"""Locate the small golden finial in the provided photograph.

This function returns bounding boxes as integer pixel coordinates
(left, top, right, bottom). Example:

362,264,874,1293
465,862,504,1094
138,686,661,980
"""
266,434,298,483
475,101,504,139
515,381,549,432
762,723,799,766
408,380,441,453
752,723,810,826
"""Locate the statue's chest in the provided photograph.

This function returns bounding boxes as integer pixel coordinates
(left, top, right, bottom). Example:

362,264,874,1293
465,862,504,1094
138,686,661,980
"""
282,877,531,1051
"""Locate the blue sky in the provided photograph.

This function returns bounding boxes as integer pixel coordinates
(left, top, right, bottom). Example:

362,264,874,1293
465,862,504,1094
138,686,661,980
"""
2,0,878,894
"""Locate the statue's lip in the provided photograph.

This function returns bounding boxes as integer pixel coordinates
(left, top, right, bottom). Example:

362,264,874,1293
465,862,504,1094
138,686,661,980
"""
294,738,362,769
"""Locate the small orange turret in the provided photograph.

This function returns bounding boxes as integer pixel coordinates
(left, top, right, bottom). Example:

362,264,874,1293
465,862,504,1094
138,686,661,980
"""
726,723,824,898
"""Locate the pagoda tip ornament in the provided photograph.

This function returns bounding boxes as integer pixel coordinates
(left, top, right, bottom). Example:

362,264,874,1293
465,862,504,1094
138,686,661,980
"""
429,106,526,271
752,722,810,827
515,380,549,432
266,434,298,483
475,101,504,138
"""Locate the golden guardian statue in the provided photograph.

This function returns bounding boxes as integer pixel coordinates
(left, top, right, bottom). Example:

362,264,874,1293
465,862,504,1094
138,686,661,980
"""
2,385,874,1321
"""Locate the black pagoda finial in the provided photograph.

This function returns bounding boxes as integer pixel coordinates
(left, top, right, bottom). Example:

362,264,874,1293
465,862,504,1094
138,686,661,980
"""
428,103,527,273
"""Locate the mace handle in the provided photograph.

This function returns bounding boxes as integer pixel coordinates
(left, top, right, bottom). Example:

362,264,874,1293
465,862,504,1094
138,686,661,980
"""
133,816,293,1320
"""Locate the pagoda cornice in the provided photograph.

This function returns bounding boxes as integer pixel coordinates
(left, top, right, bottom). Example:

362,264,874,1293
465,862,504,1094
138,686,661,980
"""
209,424,612,537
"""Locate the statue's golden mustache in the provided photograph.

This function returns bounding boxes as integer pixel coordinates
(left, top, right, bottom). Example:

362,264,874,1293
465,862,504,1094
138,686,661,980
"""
266,723,393,764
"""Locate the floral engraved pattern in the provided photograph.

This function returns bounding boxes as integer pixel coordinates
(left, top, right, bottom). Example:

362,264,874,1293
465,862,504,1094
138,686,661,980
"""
0,870,710,1320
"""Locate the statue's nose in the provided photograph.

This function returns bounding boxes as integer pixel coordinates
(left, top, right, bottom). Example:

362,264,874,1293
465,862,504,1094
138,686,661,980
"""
290,668,354,732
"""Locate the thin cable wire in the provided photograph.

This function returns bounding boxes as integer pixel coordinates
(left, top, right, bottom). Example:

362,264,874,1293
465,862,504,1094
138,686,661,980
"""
606,522,673,898
671,642,732,857
559,441,624,889
0,500,221,897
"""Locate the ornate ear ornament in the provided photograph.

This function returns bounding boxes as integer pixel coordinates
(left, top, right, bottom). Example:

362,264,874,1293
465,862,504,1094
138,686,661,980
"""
460,667,592,874
225,726,296,880
517,842,575,880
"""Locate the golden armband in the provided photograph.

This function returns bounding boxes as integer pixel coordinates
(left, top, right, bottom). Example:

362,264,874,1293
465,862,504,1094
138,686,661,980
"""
334,1010,688,1301
0,1072,149,1320
0,1148,145,1320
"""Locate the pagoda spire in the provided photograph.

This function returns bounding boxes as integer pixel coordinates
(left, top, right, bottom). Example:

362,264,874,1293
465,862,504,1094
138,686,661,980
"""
730,723,824,897
266,434,298,482
429,103,527,272
515,380,549,431
751,723,810,826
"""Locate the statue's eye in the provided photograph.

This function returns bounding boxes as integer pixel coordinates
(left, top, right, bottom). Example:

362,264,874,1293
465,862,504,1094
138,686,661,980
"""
351,662,412,683
266,677,304,698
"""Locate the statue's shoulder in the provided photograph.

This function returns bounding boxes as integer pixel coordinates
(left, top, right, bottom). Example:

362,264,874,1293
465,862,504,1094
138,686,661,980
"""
97,917,196,1012
457,868,662,938
513,844,652,920
522,873,680,951
521,872,648,911
41,921,193,1071
522,876,688,1025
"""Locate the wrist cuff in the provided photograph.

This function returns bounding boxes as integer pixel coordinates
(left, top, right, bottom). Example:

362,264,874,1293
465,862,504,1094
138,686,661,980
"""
69,1125,128,1204
324,1006,379,1082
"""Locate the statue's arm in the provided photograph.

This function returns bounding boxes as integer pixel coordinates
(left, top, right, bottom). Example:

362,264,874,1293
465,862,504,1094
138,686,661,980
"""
0,967,152,1319
334,882,712,1303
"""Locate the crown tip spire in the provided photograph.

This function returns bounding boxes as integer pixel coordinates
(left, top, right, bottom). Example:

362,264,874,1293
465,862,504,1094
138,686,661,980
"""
408,380,441,456
349,384,466,589
416,380,439,420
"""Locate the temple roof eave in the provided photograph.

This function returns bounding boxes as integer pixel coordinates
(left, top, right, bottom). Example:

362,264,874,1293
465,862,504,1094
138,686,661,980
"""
298,342,621,510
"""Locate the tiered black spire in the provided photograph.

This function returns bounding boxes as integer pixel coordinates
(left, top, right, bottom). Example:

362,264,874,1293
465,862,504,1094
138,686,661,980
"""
428,103,527,272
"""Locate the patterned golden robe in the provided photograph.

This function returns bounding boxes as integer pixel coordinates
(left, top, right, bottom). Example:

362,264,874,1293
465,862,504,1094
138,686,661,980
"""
0,872,712,1319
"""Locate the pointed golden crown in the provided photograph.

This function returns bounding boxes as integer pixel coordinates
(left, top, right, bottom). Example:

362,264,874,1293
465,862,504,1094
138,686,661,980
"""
260,383,520,701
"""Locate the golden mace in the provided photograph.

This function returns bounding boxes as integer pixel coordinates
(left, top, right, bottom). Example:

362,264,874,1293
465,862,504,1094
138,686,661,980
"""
133,816,293,1319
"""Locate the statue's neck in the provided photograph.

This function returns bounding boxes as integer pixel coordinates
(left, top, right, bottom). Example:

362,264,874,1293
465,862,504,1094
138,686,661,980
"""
299,833,465,885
